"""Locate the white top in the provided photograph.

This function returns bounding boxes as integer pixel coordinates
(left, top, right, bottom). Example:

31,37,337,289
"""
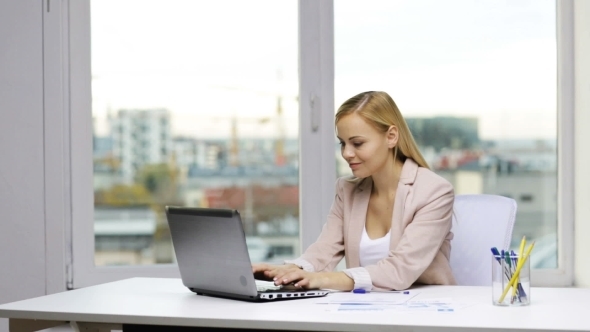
287,227,392,290
1,278,590,332
359,226,390,267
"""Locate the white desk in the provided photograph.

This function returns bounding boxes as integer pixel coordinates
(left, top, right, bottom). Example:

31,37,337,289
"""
0,277,589,332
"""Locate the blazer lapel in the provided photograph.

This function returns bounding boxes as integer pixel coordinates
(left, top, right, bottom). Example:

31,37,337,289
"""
390,159,419,248
346,178,371,268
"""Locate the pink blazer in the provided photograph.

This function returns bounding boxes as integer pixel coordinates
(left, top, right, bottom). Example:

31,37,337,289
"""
300,158,457,290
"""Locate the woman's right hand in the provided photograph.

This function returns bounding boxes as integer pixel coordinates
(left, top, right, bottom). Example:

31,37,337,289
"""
252,263,301,283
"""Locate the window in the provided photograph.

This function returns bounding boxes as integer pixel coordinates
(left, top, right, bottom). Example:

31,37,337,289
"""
335,0,565,278
90,0,300,267
67,0,338,288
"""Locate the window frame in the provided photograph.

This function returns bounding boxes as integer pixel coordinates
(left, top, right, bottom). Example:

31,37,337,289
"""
545,0,574,287
52,0,572,288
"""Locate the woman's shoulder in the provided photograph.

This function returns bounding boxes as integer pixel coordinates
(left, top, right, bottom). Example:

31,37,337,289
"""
403,165,454,212
402,159,450,187
416,166,452,185
414,166,454,196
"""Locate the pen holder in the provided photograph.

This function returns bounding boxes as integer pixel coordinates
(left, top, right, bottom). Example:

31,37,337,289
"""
492,254,530,306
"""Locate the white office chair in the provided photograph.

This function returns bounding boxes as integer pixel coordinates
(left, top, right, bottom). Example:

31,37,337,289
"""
449,194,517,286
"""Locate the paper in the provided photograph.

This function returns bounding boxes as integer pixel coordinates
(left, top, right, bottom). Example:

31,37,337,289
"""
316,291,418,305
401,297,460,312
322,297,475,313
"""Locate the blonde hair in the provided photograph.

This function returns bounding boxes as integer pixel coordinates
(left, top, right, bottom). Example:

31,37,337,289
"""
335,91,429,169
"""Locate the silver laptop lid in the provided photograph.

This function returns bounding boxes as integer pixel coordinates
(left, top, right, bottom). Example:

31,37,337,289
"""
166,206,260,299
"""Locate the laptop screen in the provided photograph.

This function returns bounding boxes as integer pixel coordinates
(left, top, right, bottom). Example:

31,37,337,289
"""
166,207,260,298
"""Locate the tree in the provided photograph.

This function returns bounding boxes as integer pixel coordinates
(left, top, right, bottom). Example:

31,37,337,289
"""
95,184,152,206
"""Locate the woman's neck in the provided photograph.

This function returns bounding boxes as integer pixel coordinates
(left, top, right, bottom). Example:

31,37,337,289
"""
371,158,404,197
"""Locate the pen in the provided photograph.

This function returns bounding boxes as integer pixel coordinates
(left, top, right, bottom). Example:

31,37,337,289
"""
490,247,501,262
504,251,512,270
505,250,518,303
498,241,535,303
352,289,410,294
491,247,512,281
514,236,528,302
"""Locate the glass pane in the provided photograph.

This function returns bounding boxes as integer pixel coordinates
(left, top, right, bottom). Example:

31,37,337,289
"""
335,0,557,268
91,0,299,266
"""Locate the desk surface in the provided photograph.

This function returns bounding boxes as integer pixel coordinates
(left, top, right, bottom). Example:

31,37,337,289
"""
0,277,589,332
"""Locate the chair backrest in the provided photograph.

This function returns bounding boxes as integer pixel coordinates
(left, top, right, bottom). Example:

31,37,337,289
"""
449,194,517,286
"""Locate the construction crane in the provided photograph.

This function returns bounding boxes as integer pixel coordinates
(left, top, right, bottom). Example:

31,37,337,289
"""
211,115,271,167
211,83,296,167
274,95,286,166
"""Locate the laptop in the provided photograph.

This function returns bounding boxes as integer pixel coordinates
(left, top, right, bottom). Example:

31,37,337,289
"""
165,206,330,302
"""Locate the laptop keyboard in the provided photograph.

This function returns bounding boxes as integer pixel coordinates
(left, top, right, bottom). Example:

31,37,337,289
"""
257,284,282,292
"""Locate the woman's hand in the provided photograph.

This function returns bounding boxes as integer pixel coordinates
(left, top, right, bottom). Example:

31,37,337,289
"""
252,264,354,290
272,269,327,289
278,270,354,291
251,263,301,282
251,263,324,289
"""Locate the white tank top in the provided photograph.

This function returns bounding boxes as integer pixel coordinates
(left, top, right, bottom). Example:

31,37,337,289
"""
359,226,391,267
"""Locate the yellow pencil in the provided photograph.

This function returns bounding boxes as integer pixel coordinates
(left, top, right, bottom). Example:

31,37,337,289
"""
499,241,535,303
518,236,527,258
510,236,527,302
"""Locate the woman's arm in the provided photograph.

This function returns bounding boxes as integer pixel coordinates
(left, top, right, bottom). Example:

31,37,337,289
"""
269,269,354,290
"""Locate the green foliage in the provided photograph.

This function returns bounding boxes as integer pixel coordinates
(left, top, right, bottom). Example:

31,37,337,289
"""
95,184,152,206
135,163,174,194
406,116,480,151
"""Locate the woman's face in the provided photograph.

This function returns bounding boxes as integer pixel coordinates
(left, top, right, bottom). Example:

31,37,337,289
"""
336,113,394,178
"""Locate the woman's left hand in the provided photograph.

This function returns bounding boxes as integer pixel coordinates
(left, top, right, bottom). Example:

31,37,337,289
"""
252,263,301,282
272,269,326,289
258,266,354,290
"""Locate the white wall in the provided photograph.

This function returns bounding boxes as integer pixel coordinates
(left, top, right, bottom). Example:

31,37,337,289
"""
0,1,46,331
574,0,590,287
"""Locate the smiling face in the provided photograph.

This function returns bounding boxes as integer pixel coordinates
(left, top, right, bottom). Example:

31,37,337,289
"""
336,113,397,178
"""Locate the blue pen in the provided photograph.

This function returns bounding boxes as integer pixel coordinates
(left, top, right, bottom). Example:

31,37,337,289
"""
509,250,517,266
492,247,513,283
352,289,410,294
504,251,512,270
491,247,501,261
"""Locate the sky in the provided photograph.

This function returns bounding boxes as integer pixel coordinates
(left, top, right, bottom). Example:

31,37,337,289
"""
91,0,556,140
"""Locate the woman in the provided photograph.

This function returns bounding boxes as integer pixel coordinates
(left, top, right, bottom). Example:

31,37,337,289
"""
252,91,456,291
